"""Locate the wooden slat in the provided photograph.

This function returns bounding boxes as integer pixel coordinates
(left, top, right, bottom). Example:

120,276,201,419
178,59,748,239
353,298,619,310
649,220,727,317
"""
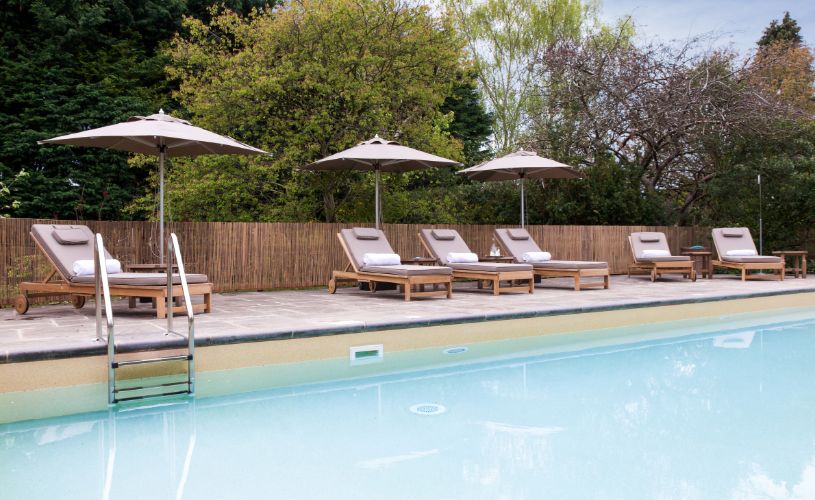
0,218,708,305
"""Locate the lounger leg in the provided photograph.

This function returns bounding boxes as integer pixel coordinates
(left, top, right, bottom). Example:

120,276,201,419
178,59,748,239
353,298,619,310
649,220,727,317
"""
604,274,610,289
156,296,167,319
573,275,580,291
780,266,785,281
128,297,136,309
204,292,212,313
528,277,534,294
446,281,452,299
691,269,697,282
404,283,412,301
493,278,500,295
651,269,656,282
741,268,747,281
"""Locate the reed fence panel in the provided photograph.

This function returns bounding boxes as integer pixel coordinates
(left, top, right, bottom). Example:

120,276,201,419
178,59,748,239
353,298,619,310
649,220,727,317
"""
0,218,709,305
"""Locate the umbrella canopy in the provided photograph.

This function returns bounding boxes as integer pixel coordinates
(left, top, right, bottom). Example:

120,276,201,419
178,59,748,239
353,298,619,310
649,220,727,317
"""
302,135,459,227
39,110,267,261
459,149,582,227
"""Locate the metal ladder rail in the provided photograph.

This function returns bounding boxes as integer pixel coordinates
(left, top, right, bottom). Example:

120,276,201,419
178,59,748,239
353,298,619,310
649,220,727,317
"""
93,233,116,405
166,232,196,396
96,232,196,405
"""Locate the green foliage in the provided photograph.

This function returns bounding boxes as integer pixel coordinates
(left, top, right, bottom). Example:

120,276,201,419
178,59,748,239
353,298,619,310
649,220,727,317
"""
165,0,468,222
441,74,494,167
758,12,803,47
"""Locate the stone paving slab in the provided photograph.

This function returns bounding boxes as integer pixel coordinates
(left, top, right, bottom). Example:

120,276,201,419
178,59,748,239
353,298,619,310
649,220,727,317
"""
2,275,814,362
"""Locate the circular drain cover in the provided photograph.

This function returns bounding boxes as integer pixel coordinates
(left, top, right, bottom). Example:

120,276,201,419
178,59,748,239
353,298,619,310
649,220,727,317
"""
410,403,447,416
443,346,468,355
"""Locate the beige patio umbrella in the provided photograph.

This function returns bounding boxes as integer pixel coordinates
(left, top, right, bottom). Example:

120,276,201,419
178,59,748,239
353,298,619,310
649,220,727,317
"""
39,110,267,262
301,135,460,228
458,149,582,227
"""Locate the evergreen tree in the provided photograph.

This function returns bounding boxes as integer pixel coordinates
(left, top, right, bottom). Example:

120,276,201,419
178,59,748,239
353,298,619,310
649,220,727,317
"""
758,11,803,47
441,74,494,166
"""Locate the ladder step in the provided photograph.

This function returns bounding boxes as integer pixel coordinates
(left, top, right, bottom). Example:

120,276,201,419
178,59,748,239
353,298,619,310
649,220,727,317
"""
114,390,191,404
114,380,191,394
113,354,192,368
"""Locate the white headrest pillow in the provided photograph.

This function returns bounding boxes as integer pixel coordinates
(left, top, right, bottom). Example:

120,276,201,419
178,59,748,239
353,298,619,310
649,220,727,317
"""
73,259,122,276
446,252,478,264
362,253,401,267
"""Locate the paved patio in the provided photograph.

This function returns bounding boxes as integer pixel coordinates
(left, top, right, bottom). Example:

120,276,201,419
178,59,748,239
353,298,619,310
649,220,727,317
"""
2,274,814,362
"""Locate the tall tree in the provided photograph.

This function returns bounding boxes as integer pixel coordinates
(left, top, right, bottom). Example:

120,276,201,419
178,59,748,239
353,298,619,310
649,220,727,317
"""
758,12,803,47
441,74,494,166
164,0,466,223
444,0,597,153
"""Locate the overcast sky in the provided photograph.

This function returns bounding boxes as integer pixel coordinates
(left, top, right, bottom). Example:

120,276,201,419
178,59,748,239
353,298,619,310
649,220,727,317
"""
598,0,815,54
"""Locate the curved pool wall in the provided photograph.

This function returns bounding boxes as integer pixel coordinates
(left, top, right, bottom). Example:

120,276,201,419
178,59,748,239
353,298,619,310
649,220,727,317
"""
1,291,814,424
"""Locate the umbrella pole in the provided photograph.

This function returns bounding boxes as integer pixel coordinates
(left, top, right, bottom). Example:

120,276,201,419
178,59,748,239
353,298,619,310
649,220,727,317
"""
375,167,381,229
159,145,166,265
520,174,526,228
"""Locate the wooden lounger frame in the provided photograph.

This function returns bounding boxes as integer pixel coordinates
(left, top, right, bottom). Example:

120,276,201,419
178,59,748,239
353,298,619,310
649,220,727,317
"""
493,238,609,291
628,261,697,282
711,259,785,281
418,234,534,295
329,233,452,301
15,232,213,318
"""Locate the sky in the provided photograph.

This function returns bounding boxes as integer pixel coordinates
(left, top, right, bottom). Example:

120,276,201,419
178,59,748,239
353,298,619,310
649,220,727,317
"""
598,0,815,55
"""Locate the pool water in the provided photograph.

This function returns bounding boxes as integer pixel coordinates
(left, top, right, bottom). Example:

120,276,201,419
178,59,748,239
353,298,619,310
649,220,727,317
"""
2,312,815,499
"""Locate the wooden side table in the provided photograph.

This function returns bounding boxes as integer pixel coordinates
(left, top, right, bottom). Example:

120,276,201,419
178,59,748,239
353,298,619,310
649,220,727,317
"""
125,263,180,307
772,250,807,278
401,257,439,265
680,249,712,279
479,255,517,263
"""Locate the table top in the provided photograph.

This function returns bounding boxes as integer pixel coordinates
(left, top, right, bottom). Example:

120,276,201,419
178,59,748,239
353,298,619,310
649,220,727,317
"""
125,263,179,271
772,250,808,256
479,255,517,262
401,257,438,265
681,250,712,256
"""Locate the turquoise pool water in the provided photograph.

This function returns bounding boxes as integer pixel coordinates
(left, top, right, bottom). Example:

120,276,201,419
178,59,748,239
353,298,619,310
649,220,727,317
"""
2,311,815,499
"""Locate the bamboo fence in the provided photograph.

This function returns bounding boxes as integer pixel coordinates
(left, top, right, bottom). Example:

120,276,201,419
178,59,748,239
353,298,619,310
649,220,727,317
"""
0,218,709,305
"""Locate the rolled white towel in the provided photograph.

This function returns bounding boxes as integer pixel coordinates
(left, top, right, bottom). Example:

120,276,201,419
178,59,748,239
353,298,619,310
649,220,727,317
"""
446,252,478,263
726,249,757,257
72,259,122,276
522,251,552,262
640,249,671,258
362,253,401,266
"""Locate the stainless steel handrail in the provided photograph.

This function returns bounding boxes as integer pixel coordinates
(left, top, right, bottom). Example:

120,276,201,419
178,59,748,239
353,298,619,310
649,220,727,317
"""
94,233,116,404
167,233,195,395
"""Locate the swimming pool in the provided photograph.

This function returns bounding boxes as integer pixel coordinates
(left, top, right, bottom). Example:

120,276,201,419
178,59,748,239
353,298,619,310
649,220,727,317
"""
2,309,815,499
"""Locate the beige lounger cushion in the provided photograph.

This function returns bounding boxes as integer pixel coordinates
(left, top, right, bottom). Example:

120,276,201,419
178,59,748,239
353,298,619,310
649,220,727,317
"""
449,262,532,272
711,227,779,263
629,232,676,262
31,224,112,280
361,265,452,276
341,228,451,275
71,272,210,286
532,260,608,270
494,228,608,270
420,229,472,264
721,256,782,263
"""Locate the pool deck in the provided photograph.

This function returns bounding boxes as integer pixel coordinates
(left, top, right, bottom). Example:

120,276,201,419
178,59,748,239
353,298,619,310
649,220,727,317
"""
2,274,814,363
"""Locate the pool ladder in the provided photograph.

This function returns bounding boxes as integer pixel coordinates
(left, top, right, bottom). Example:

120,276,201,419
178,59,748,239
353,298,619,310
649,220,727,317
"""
95,233,196,404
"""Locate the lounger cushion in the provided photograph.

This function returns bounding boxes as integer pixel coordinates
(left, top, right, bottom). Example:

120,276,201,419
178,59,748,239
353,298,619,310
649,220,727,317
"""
340,229,396,270
532,260,607,270
431,229,456,240
722,256,782,264
361,265,452,276
635,256,691,262
507,228,530,240
722,228,746,237
419,229,471,264
31,224,112,280
638,233,662,243
71,272,210,285
352,227,380,240
449,262,532,272
52,227,89,245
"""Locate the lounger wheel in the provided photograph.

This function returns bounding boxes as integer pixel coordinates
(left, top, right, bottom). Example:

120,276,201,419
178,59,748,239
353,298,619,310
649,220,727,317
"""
14,295,29,315
328,279,336,294
71,295,86,309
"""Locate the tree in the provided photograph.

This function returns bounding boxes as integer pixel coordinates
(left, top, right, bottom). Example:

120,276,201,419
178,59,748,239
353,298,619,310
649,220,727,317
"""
444,0,600,153
441,74,494,166
165,0,466,222
758,12,803,47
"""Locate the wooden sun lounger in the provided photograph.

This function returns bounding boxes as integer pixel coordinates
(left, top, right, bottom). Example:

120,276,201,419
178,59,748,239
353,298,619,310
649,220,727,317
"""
329,228,452,301
15,224,212,318
493,228,609,291
628,233,696,282
711,227,784,280
418,228,534,295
